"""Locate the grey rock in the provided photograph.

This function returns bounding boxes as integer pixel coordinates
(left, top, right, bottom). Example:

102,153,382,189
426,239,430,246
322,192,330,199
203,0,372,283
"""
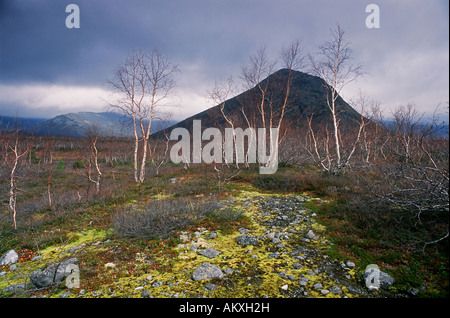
169,178,177,184
347,285,362,294
238,228,250,234
346,260,356,268
0,250,19,266
69,245,83,253
321,289,330,295
2,283,33,294
272,238,281,244
292,262,303,269
141,289,151,298
236,235,258,246
363,266,395,289
31,255,43,262
407,288,419,296
198,248,222,259
205,283,217,291
224,267,234,275
190,244,199,251
268,252,279,258
30,258,78,289
206,232,217,239
305,230,318,240
313,283,323,289
330,286,342,294
60,291,71,298
152,281,163,288
192,262,224,281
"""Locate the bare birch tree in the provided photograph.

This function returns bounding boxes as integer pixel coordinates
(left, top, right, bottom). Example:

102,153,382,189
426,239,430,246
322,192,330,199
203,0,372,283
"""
42,137,55,209
85,126,102,194
2,127,29,229
208,76,241,167
109,49,178,183
241,45,276,131
139,49,178,183
310,24,363,173
108,50,145,183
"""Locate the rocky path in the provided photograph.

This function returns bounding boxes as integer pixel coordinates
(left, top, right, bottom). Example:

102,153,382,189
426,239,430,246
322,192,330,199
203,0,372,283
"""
140,193,390,298
0,191,396,298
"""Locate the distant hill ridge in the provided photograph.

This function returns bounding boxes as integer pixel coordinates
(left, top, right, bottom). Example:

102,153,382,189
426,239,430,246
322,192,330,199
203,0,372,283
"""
2,69,447,139
0,112,175,138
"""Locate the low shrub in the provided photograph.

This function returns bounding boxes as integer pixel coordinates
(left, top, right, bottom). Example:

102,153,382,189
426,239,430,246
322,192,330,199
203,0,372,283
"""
56,159,65,170
113,198,220,239
251,173,300,192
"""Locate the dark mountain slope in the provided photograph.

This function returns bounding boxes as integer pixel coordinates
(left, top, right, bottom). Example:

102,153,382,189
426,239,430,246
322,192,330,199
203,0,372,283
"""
162,69,361,134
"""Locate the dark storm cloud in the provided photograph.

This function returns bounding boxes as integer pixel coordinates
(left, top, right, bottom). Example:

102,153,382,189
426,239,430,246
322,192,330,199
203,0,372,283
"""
0,0,448,120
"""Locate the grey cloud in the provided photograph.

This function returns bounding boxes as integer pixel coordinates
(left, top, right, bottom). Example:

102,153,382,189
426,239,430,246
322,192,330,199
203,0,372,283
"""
0,0,448,120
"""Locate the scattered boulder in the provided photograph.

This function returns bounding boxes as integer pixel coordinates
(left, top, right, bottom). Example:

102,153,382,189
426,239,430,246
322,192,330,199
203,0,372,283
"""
152,281,163,288
313,283,323,289
198,248,222,259
141,289,151,298
2,283,33,294
236,235,258,246
29,258,78,289
272,238,281,244
192,262,224,281
330,286,342,294
205,283,217,291
346,260,356,268
0,250,19,266
169,178,177,184
292,262,303,269
305,230,318,241
190,244,199,251
363,265,395,289
238,228,250,234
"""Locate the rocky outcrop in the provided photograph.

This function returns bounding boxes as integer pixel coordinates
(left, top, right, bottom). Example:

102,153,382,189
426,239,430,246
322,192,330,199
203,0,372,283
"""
29,258,78,289
191,262,224,281
363,265,395,290
0,250,19,266
235,235,259,246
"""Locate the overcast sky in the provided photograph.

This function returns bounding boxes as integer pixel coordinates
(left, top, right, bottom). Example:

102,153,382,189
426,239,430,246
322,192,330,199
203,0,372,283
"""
0,0,448,122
